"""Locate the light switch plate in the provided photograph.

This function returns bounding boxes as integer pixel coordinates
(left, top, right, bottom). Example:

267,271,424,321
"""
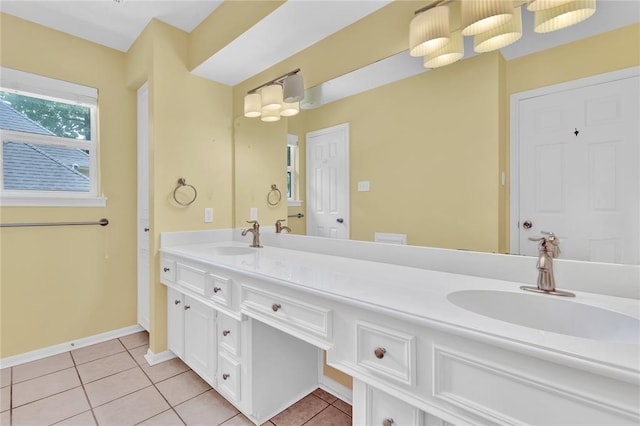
204,208,214,223
357,181,370,192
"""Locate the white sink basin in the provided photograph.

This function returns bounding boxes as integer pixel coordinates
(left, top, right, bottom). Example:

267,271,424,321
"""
210,246,256,256
447,290,640,344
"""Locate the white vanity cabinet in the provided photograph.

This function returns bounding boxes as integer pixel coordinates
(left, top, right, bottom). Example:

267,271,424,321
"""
166,287,216,385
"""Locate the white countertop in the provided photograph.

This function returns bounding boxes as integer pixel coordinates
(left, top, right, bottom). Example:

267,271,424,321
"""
160,239,640,382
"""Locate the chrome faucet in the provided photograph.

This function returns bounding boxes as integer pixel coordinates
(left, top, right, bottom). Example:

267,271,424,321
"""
275,219,291,234
520,232,574,297
241,220,262,248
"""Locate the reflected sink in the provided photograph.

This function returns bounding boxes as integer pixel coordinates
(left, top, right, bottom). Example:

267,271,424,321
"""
447,290,640,343
210,246,256,256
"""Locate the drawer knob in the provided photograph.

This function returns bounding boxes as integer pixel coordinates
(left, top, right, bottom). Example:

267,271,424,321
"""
222,373,230,380
383,418,394,426
144,227,150,232
222,330,231,337
174,299,181,305
163,267,170,272
213,286,222,293
272,303,282,312
374,347,386,359
184,305,191,310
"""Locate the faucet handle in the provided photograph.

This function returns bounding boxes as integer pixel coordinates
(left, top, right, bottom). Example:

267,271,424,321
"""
276,219,286,224
529,231,560,257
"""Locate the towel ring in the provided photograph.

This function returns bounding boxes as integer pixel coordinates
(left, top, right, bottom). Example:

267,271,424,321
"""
267,184,282,206
173,178,197,206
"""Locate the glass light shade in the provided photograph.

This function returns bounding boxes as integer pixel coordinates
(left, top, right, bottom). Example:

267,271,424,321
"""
462,0,514,36
534,0,595,33
283,74,304,103
527,0,573,11
280,101,299,117
261,84,283,110
474,6,523,53
409,6,450,57
423,30,464,68
243,93,261,118
261,108,280,122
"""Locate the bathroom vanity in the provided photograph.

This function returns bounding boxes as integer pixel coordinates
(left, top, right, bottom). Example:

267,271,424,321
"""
159,230,639,425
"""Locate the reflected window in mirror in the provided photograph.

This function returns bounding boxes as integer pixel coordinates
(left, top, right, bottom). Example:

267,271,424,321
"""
287,134,301,206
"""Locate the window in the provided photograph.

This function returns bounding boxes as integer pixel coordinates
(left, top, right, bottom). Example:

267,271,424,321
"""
287,134,302,207
0,67,103,207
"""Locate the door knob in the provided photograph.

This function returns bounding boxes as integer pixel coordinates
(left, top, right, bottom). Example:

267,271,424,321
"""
144,228,149,232
336,218,344,223
522,220,533,230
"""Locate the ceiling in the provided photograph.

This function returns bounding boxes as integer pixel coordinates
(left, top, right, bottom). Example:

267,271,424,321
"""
1,0,638,90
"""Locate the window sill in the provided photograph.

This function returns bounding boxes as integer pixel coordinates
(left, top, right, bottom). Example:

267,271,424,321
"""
288,200,303,207
0,195,107,207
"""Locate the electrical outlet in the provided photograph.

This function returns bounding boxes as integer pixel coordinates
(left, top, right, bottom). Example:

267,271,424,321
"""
204,208,214,223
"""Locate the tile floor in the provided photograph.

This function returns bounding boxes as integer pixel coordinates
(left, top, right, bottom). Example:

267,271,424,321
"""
0,331,351,426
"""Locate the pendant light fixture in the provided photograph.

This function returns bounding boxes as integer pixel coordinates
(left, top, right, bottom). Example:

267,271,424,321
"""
408,0,595,70
534,0,596,33
243,69,303,122
423,29,464,68
409,5,450,57
461,0,514,36
283,73,304,102
243,92,261,118
474,6,522,53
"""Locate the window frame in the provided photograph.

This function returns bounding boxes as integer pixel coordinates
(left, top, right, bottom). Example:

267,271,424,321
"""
0,68,105,207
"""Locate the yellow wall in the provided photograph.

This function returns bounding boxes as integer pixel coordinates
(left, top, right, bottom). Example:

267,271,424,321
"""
125,20,234,354
0,13,137,357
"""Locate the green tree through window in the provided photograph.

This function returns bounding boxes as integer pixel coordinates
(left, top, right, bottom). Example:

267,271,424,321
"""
0,92,91,140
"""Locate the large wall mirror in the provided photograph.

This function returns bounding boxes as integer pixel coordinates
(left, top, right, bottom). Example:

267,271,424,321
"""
233,2,639,265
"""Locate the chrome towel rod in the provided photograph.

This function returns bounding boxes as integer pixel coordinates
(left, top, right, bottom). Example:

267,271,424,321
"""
0,218,109,228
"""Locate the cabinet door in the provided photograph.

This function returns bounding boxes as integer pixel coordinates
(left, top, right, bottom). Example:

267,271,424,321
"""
167,287,184,359
184,295,217,384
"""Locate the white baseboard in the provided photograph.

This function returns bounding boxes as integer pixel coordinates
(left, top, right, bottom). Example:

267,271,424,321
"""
144,348,177,366
0,324,144,369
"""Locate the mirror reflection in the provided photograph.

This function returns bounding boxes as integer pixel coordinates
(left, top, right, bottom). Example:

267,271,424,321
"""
234,3,639,265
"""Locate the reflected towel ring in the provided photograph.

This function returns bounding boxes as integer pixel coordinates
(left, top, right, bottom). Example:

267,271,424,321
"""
267,184,282,206
173,178,197,206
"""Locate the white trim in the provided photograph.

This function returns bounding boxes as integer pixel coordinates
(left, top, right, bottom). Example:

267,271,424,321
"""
509,66,640,254
0,195,107,207
0,324,144,368
1,66,97,106
144,348,177,366
317,349,353,404
288,200,303,207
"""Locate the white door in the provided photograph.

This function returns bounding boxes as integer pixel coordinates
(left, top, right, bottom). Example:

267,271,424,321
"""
306,123,350,239
167,287,184,359
515,73,639,264
137,83,150,330
184,296,216,383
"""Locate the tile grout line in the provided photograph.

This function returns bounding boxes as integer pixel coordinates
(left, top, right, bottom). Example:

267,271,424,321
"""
123,340,188,426
70,348,100,426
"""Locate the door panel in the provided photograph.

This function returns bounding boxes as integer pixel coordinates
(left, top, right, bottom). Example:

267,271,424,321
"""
518,76,639,264
184,296,216,383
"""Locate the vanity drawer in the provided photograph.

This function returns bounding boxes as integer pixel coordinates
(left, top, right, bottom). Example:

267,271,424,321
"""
218,313,241,357
218,352,241,404
205,272,232,308
356,321,416,386
160,258,176,283
241,284,332,341
367,386,423,426
176,262,207,295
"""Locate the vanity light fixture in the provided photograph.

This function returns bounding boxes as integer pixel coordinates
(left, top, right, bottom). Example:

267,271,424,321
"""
243,69,302,120
474,6,523,53
461,0,514,36
412,0,595,69
534,0,596,33
409,5,451,57
424,30,464,68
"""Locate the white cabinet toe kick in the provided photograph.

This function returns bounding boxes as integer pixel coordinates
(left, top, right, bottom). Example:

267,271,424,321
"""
159,249,640,426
